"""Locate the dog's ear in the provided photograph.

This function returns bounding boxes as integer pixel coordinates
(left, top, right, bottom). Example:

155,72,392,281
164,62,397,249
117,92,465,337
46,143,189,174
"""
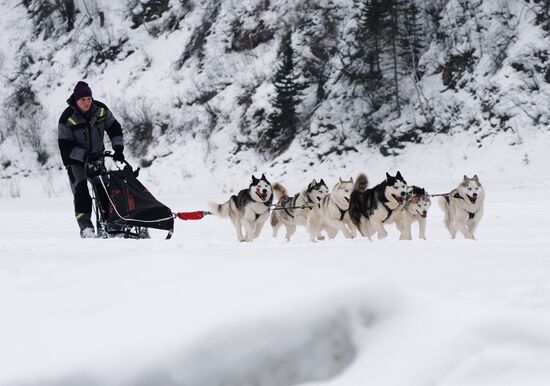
396,171,403,180
251,175,259,183
319,178,326,186
261,173,267,181
339,177,343,183
473,174,479,181
386,172,391,180
463,175,469,182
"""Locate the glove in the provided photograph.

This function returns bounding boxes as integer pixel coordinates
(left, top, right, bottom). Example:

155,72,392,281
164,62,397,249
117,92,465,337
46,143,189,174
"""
113,146,125,163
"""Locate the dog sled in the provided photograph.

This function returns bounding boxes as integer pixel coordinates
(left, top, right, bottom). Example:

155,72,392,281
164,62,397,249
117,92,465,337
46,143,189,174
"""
85,152,174,239
86,152,212,240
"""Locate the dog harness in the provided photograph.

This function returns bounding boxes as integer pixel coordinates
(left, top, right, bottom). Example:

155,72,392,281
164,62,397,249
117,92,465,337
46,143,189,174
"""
275,193,315,218
446,194,476,219
252,202,271,220
381,201,394,222
335,204,347,221
282,195,297,218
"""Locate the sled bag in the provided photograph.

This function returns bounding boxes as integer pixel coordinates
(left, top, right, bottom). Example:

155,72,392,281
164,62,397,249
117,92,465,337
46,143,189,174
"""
107,168,174,231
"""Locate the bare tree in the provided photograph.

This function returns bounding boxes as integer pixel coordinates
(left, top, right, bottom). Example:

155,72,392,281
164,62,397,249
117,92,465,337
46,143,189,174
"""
21,112,49,164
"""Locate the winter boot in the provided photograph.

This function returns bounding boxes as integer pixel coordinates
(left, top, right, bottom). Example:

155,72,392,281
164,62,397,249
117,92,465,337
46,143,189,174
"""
76,212,95,238
80,227,96,239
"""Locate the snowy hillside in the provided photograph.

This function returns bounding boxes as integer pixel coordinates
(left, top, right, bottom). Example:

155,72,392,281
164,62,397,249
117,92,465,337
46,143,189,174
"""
1,0,550,197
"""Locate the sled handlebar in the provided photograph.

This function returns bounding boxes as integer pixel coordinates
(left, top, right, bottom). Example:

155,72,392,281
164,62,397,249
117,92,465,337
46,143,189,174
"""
85,152,140,178
102,151,129,166
102,151,140,176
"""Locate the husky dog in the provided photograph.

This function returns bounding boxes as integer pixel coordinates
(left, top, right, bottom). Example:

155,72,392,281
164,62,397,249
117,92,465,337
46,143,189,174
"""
271,179,329,241
348,171,408,239
395,186,431,240
306,178,356,242
439,175,485,240
209,174,273,242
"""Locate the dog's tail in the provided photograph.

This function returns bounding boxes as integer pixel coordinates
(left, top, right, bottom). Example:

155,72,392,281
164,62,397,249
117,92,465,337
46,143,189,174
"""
353,173,369,192
272,182,289,201
208,200,230,218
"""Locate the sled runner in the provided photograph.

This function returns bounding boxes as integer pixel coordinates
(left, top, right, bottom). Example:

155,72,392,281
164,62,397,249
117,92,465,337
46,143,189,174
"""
86,152,174,239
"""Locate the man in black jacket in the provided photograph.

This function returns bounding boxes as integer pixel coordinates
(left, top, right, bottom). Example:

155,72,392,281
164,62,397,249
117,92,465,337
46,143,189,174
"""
58,81,125,238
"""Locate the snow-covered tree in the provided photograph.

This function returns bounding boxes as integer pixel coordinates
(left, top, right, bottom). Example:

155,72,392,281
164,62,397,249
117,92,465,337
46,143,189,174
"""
259,31,305,159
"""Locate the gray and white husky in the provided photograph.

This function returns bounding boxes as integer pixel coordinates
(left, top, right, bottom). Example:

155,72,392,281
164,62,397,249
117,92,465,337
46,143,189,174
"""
395,186,431,240
348,172,408,239
306,178,356,242
271,179,329,241
439,175,485,240
208,174,273,242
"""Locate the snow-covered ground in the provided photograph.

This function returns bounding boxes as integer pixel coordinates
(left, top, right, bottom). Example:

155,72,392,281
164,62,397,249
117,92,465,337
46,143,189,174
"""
2,180,550,385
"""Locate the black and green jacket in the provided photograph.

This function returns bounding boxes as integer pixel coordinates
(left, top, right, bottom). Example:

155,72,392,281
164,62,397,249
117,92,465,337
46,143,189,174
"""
58,97,124,166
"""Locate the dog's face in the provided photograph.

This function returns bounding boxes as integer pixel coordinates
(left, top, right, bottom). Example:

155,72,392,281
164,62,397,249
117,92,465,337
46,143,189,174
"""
307,178,329,204
385,171,408,205
250,174,273,203
458,175,484,204
331,178,354,208
406,186,431,218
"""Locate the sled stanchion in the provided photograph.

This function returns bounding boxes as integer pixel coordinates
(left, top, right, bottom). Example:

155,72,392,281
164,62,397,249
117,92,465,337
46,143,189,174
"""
174,211,213,221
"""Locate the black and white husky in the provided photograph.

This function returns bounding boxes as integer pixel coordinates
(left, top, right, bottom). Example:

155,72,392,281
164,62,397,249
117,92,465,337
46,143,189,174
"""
306,178,356,241
348,172,408,239
439,175,485,240
270,179,329,241
394,186,431,240
208,174,273,242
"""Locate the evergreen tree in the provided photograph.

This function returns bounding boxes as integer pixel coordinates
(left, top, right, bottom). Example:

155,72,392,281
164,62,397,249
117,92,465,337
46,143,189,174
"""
340,1,370,85
399,0,425,72
360,0,388,74
341,0,387,109
259,31,304,159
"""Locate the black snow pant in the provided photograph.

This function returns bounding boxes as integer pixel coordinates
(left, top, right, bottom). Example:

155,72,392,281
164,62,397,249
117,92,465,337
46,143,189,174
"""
67,164,93,231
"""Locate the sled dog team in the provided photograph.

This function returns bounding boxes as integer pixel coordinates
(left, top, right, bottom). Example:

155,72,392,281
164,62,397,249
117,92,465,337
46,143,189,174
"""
208,172,485,242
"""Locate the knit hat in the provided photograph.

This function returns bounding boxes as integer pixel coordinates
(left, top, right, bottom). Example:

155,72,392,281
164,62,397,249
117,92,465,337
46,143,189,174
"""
73,81,92,101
